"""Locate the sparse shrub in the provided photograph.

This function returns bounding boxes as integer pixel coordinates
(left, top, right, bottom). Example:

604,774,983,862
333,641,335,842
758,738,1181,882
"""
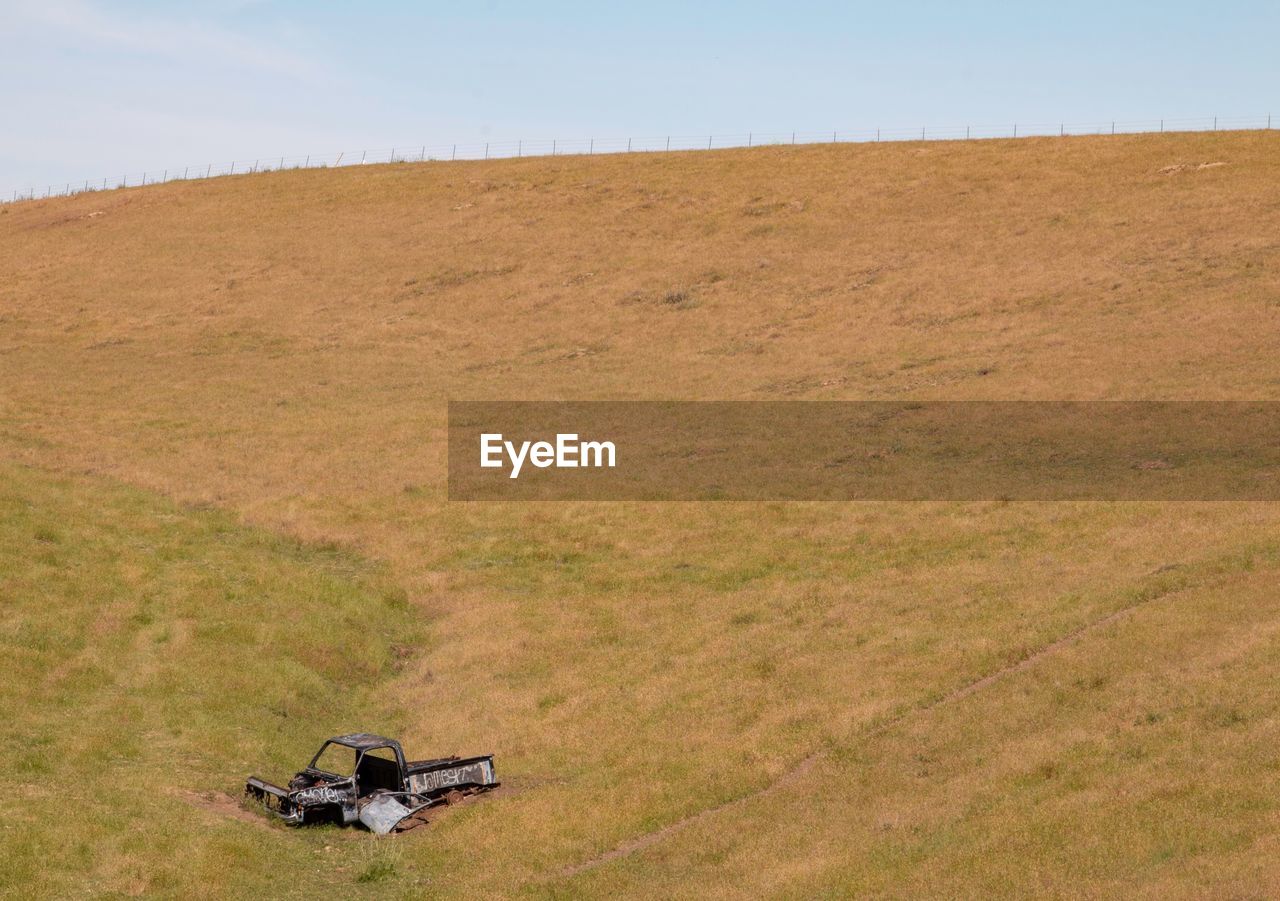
1208,706,1247,728
538,692,567,711
355,843,402,883
357,858,397,883
1033,760,1059,781
661,289,698,310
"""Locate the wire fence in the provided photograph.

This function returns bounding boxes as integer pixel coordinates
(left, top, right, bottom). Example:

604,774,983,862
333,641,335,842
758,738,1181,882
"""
5,113,1275,205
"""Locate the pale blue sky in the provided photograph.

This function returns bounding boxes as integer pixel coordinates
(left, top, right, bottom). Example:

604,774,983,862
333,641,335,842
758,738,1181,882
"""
3,1,1278,194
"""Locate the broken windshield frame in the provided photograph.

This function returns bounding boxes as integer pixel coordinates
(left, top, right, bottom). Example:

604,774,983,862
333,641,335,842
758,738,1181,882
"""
308,741,358,777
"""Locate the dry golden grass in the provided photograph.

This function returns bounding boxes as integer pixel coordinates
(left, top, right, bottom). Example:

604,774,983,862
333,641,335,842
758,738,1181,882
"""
2,130,1280,896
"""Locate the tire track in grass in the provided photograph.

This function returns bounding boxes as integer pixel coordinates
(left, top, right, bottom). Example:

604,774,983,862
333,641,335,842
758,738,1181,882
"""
561,575,1192,878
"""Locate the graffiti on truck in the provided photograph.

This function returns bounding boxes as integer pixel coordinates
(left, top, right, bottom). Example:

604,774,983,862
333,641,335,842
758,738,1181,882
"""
409,761,493,794
293,786,347,805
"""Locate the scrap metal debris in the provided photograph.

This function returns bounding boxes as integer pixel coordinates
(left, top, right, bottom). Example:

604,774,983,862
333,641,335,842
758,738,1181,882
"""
246,733,498,834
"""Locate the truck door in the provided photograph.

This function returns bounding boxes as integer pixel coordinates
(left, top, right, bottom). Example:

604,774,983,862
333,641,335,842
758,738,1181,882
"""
355,746,404,796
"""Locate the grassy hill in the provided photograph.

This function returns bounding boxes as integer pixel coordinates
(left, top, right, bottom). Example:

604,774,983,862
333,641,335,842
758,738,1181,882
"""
2,130,1280,897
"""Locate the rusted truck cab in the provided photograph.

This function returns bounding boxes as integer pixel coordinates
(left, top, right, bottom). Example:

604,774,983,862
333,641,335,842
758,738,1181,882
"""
246,732,497,832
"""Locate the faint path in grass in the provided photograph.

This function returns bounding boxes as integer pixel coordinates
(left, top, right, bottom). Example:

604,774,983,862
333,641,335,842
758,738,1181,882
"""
561,577,1188,878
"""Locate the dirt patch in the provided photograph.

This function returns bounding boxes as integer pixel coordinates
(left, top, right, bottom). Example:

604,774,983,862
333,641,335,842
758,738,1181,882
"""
173,788,275,831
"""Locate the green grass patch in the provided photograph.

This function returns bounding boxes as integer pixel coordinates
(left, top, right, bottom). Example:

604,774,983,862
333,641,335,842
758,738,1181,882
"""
0,464,422,897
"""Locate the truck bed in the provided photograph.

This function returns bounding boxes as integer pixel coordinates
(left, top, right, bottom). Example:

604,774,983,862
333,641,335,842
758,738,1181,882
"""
404,755,498,796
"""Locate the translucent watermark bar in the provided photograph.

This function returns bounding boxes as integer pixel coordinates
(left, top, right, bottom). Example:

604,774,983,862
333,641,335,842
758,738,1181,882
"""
448,401,1280,501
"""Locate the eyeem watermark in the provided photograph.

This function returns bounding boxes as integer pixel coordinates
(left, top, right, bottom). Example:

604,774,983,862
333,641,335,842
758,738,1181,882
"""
450,401,1280,500
480,432,616,478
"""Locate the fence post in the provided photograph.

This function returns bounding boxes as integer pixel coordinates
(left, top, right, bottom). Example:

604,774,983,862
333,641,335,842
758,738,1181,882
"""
628,138,633,151
1160,119,1163,133
1213,116,1217,131
666,136,670,151
484,143,489,159
518,140,522,157
452,144,456,160
966,125,970,139
748,132,752,147
420,146,425,161
279,156,284,168
791,131,795,144
552,139,556,155
589,138,594,154
877,128,880,141
184,166,188,179
1013,124,1017,138
832,130,836,142
360,150,366,164
304,156,309,168
921,126,925,140
1060,123,1063,136
1111,121,1115,135
707,135,711,150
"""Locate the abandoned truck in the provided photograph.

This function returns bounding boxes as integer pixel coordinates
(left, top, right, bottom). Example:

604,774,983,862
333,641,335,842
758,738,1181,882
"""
245,733,498,833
